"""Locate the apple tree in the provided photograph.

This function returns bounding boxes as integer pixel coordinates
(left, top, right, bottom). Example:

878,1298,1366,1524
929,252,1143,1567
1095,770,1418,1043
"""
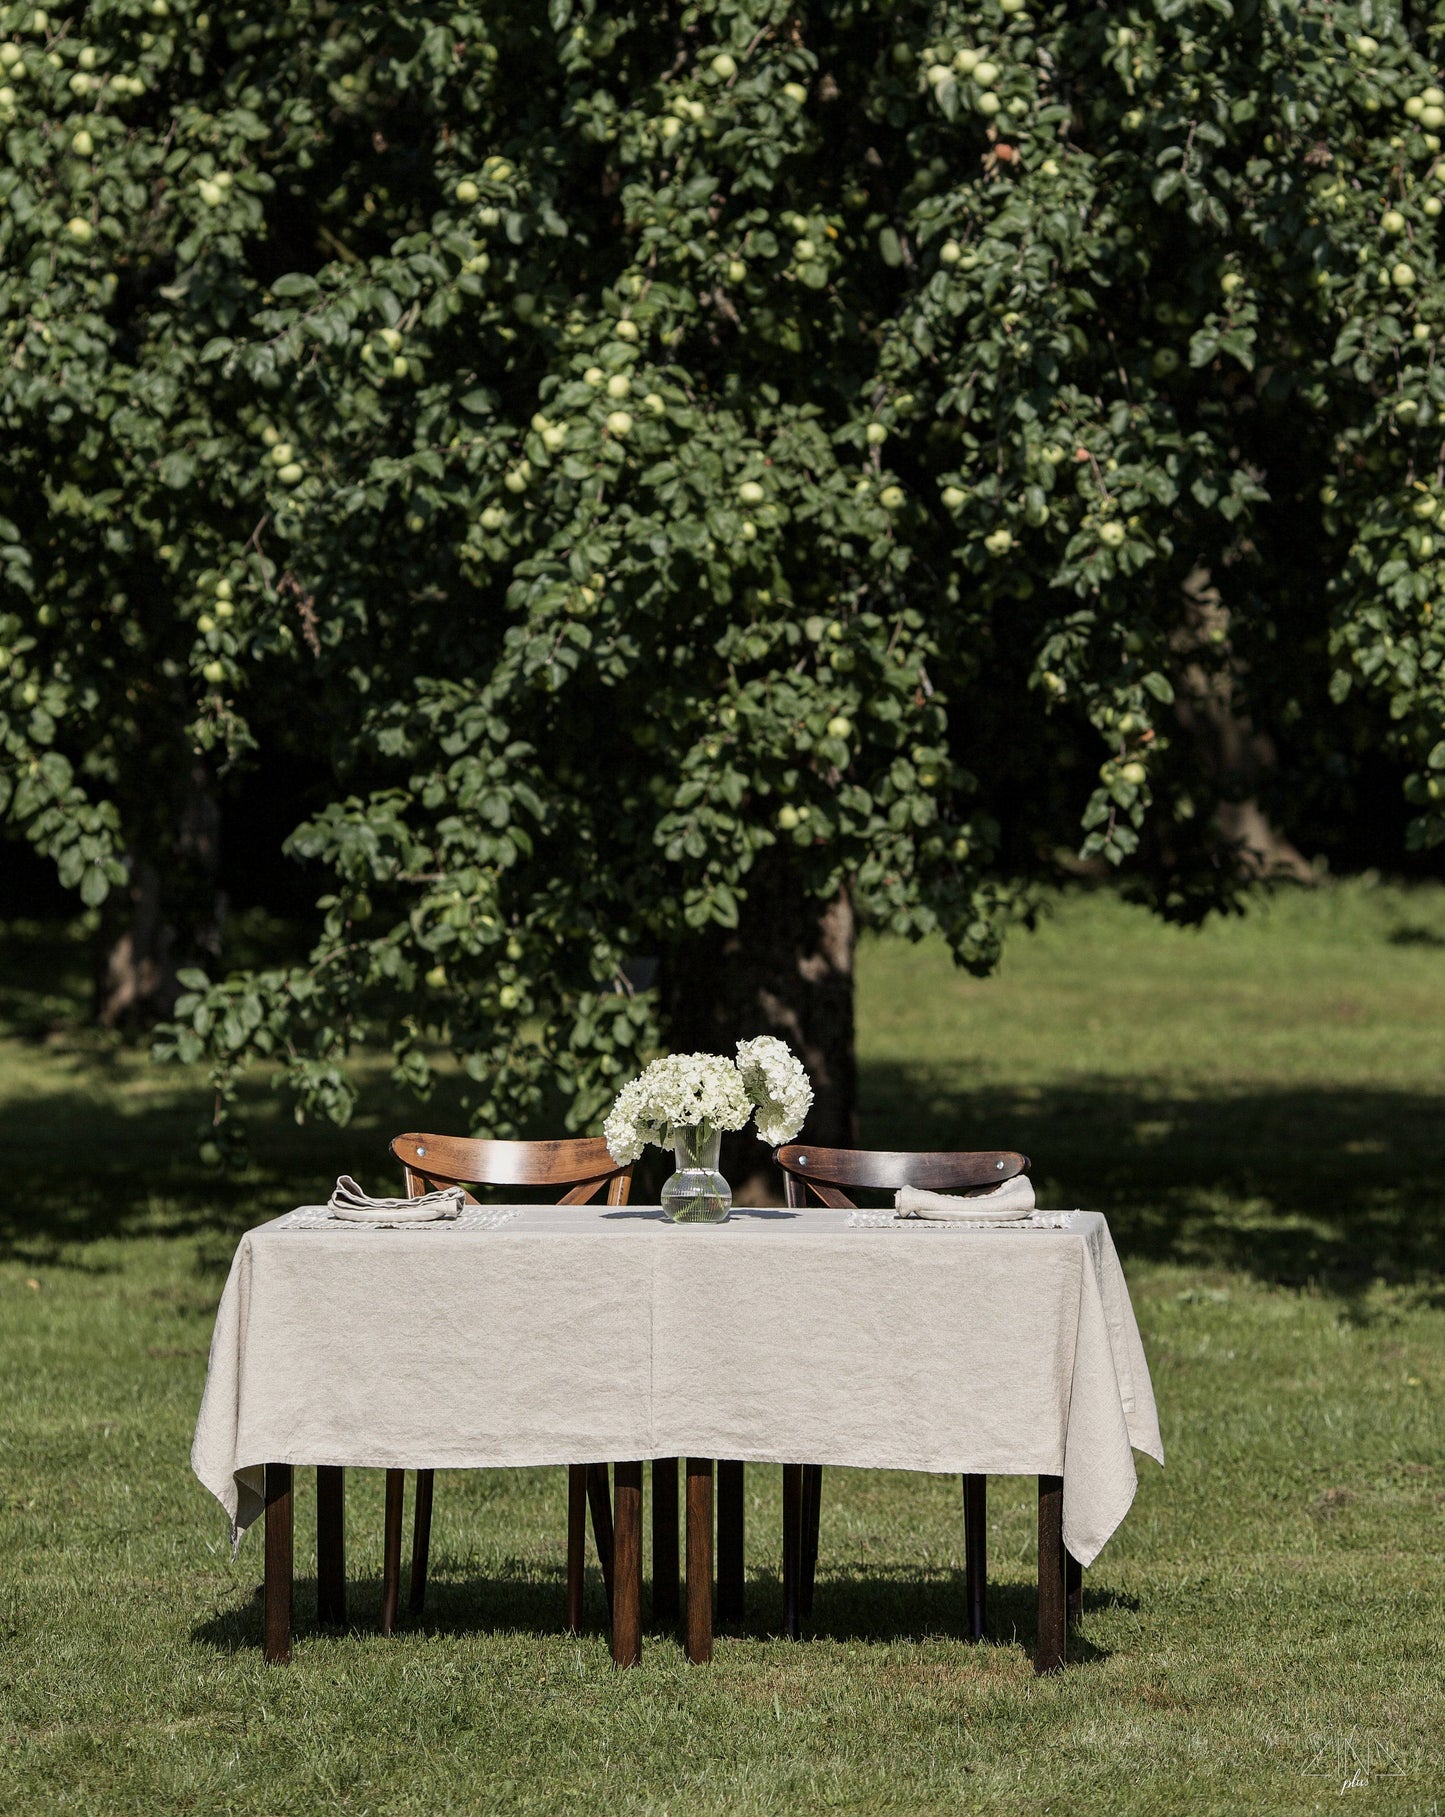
3,0,1444,1167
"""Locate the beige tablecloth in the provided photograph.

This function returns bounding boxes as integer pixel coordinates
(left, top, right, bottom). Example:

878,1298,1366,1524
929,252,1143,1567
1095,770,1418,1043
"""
192,1206,1162,1568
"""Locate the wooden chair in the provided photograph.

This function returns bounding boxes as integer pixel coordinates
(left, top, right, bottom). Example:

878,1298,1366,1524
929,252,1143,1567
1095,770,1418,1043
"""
726,1143,1076,1644
347,1133,634,1637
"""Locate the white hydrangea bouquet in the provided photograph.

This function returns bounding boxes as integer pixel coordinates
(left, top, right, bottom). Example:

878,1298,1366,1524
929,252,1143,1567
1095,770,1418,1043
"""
604,1037,813,1223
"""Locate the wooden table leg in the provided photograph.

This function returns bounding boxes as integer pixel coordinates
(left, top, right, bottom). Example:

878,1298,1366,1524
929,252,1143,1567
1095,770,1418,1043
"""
782,1463,803,1641
264,1462,292,1664
409,1468,434,1618
566,1464,587,1634
587,1462,615,1616
1067,1549,1083,1627
380,1468,404,1637
652,1458,679,1629
316,1465,345,1627
962,1472,986,1643
685,1458,714,1664
611,1461,643,1667
1036,1474,1066,1675
716,1460,745,1624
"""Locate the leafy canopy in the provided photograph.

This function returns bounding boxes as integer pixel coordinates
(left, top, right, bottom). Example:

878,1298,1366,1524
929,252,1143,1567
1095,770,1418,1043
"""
2,0,1443,1136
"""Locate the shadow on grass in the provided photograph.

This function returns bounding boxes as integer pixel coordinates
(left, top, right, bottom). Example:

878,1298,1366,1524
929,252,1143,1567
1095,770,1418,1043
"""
193,1565,1113,1667
5,1061,1443,1301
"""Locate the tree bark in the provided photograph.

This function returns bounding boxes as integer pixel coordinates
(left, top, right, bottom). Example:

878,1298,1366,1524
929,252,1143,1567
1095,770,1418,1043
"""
659,858,857,1205
94,758,226,1028
1175,568,1314,884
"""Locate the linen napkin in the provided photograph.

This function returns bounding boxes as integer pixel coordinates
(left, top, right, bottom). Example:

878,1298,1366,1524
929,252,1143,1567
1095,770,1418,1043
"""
326,1174,466,1224
894,1176,1037,1222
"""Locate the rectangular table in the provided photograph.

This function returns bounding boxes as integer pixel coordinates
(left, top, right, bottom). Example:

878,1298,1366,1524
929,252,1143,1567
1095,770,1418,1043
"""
194,1204,1162,1671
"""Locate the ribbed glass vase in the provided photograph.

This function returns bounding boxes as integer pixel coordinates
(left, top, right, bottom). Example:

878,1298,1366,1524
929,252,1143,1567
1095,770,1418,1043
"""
660,1123,732,1224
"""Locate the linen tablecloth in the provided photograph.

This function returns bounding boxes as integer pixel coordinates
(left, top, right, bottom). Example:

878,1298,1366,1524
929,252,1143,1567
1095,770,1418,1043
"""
192,1206,1162,1568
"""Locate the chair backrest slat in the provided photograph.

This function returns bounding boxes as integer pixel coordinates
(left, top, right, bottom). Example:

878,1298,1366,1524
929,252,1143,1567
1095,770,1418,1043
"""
391,1132,631,1206
775,1143,1029,1210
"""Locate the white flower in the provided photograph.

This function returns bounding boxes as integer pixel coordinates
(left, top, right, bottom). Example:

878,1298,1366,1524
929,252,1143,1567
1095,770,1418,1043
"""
735,1035,813,1147
603,1051,753,1163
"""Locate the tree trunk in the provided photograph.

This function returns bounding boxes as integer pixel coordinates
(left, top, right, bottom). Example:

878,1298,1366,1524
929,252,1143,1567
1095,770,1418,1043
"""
1175,568,1314,883
94,759,226,1028
659,859,857,1205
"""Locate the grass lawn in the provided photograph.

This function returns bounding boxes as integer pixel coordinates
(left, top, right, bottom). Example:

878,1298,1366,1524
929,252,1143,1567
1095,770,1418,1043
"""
1,882,1442,1815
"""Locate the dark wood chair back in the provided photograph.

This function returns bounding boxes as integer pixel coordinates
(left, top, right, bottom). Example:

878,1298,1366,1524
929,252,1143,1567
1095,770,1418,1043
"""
774,1143,1030,1210
389,1132,632,1206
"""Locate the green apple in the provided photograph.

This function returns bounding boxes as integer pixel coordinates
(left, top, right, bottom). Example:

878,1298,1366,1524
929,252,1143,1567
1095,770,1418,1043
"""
584,366,605,386
1414,495,1438,518
1220,271,1245,294
379,327,403,352
480,505,506,530
1151,347,1181,376
72,128,93,155
865,422,888,446
1040,157,1060,177
1122,107,1145,131
777,804,800,830
269,441,294,465
1382,208,1407,234
614,319,639,342
197,175,226,205
424,964,447,989
1396,398,1421,422
1041,670,1065,696
197,612,216,633
984,526,1013,555
941,485,967,510
711,52,737,79
1098,520,1126,548
1426,198,1443,218
879,485,905,509
541,424,567,452
1425,86,1445,106
1000,0,1026,12
939,239,962,265
530,411,550,433
973,60,999,86
605,409,633,436
793,236,816,260
390,355,408,379
1024,498,1050,527
1393,261,1418,287
482,156,512,180
505,936,524,961
0,44,19,67
214,599,234,620
1423,105,1445,131
497,983,521,1011
215,577,233,601
261,425,281,446
202,659,225,684
738,479,765,505
1041,443,1067,465
65,216,92,242
277,461,303,484
953,48,978,74
826,715,852,739
503,463,531,493
1354,33,1378,56
782,81,807,103
1406,95,1425,119
605,372,631,398
659,116,682,141
739,520,756,541
643,392,664,415
727,257,747,282
1120,761,1147,786
455,178,479,204
976,91,1001,115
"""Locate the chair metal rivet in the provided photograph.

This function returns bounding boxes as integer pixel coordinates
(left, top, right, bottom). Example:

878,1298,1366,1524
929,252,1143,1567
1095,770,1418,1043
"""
416,1145,427,1156
798,1155,806,1165
996,1160,1005,1169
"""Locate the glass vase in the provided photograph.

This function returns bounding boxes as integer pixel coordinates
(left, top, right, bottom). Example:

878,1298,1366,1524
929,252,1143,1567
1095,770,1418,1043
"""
661,1123,732,1224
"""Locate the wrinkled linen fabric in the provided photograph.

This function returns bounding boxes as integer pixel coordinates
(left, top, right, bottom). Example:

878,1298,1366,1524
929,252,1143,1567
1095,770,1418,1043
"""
326,1174,464,1222
191,1204,1162,1569
895,1177,1037,1220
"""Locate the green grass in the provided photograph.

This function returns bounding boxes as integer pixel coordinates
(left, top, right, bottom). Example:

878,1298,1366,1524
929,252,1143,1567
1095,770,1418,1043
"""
2,882,1443,1814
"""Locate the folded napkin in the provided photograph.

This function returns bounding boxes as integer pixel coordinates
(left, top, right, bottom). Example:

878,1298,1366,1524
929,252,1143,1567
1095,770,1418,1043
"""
326,1174,465,1224
894,1176,1037,1222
